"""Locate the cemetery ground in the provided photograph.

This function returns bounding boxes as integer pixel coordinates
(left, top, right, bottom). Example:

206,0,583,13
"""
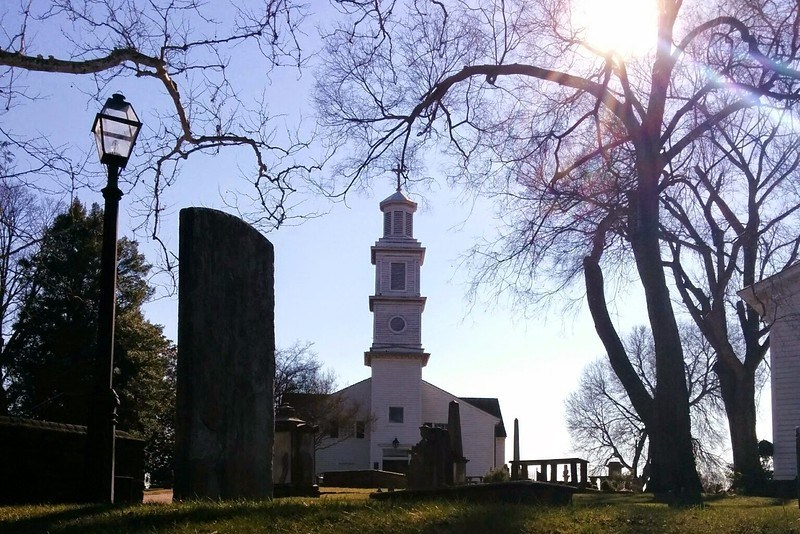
1,490,798,533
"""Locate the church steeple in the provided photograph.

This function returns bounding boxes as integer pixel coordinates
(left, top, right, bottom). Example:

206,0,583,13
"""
364,188,428,366
364,185,430,473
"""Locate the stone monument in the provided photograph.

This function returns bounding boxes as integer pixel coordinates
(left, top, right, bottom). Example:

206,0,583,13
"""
512,418,521,479
408,425,451,490
174,208,275,500
408,402,470,490
448,401,468,485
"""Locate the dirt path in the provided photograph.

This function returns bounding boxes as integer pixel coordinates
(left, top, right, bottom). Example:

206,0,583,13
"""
143,489,173,503
143,487,373,503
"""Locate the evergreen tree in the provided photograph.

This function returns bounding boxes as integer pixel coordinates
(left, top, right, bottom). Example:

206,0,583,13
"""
5,200,173,446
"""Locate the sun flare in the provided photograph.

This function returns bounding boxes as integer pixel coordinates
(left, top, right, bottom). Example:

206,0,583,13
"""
573,0,658,58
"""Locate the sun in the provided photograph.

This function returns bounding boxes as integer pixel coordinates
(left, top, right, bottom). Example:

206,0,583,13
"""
573,0,658,58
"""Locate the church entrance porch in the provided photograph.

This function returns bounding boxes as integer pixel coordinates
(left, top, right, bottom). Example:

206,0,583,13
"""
382,446,410,474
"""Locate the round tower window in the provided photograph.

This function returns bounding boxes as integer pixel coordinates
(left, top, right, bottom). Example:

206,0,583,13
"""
389,316,406,333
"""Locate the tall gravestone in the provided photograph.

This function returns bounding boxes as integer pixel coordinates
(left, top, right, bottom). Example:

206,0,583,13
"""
512,418,520,480
174,208,274,500
448,401,468,485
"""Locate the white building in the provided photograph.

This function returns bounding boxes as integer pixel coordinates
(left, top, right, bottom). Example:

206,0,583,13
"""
313,188,506,478
740,263,800,481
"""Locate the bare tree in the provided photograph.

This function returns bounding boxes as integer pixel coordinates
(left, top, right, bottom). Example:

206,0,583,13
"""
275,341,366,451
316,0,800,503
0,150,54,412
275,341,336,406
566,325,725,484
662,102,800,492
566,358,648,477
0,0,322,258
290,391,368,452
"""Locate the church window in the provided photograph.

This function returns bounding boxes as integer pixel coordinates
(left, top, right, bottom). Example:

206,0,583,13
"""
390,262,406,290
355,421,366,439
392,211,403,235
383,212,391,237
389,316,406,333
389,406,404,423
405,213,413,237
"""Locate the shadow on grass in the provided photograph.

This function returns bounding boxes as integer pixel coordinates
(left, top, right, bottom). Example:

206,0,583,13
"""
413,503,535,533
0,504,116,534
573,492,653,506
0,500,572,534
1,499,409,534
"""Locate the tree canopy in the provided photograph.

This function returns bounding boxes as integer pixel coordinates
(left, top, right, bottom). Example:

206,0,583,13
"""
4,200,173,446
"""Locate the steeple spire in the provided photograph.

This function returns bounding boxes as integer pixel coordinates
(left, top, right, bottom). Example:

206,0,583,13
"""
391,165,405,192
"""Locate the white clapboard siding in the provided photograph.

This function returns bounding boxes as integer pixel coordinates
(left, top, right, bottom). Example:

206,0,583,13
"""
769,314,800,480
739,263,800,481
370,356,424,468
372,303,424,347
495,437,506,469
315,379,373,474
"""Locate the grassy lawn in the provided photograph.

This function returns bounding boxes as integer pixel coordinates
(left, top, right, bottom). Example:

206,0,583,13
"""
1,491,798,533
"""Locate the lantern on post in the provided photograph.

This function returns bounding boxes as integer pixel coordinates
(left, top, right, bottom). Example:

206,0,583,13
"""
85,93,141,503
92,93,142,168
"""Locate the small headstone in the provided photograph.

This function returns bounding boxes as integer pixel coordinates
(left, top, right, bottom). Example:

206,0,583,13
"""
174,208,275,500
607,460,623,478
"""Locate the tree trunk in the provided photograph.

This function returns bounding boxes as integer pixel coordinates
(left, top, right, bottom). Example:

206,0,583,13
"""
638,253,702,503
583,248,702,503
631,432,647,479
716,362,765,492
630,147,702,504
583,257,654,425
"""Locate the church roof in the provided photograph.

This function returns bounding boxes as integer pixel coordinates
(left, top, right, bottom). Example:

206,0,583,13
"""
379,189,416,210
459,397,507,438
739,260,800,316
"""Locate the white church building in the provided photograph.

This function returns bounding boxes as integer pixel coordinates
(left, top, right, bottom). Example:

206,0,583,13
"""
740,263,800,481
313,188,506,478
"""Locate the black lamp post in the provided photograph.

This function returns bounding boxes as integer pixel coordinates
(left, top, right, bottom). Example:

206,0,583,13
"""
86,93,141,503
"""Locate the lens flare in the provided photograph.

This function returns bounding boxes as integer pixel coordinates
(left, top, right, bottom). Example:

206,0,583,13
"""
573,0,658,58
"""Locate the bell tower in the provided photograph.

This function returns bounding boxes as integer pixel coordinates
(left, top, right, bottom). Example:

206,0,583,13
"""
365,187,428,365
365,184,428,471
